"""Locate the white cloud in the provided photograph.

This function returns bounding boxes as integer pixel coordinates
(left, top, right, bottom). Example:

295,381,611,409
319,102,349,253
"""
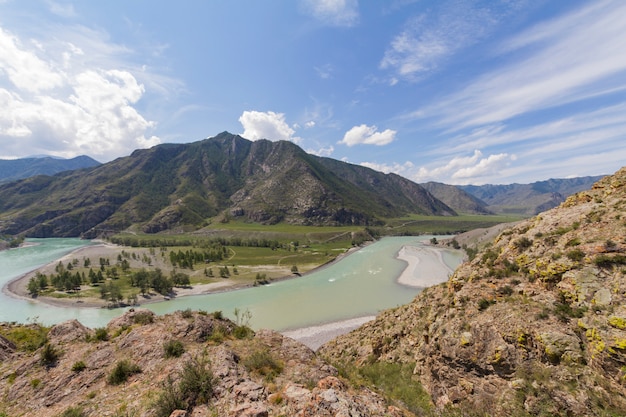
239,110,301,143
411,150,514,184
339,124,396,146
46,0,77,18
314,64,334,79
301,0,359,27
421,1,626,129
0,25,162,161
307,145,335,157
380,1,519,82
360,160,415,176
0,27,64,92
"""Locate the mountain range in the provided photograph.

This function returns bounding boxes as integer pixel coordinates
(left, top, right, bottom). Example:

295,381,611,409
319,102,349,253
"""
0,155,100,183
0,132,605,238
0,132,454,238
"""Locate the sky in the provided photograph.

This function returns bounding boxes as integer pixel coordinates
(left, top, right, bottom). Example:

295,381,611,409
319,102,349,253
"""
0,0,625,185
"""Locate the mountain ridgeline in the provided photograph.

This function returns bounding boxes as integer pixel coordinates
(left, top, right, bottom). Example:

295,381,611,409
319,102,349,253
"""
0,132,455,238
0,155,100,183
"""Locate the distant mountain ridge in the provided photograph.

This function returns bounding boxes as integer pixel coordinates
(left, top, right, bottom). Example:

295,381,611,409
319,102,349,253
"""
420,182,494,215
459,176,605,215
0,155,100,183
0,132,455,238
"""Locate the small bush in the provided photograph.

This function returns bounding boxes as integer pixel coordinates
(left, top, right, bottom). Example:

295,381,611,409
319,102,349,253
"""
133,311,154,325
93,327,108,341
153,357,216,417
30,378,41,389
478,298,495,311
72,361,87,372
243,348,284,382
39,343,59,367
566,249,585,262
59,407,85,417
180,308,193,319
108,360,141,385
211,310,223,320
163,340,185,358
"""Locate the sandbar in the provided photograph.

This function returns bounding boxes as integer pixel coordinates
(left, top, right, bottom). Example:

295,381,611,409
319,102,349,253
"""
396,244,454,287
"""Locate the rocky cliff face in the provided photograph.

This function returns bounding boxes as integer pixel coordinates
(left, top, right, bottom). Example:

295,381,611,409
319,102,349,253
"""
0,309,408,417
321,167,626,416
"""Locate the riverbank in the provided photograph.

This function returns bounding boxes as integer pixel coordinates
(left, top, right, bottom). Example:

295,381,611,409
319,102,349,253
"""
2,241,365,310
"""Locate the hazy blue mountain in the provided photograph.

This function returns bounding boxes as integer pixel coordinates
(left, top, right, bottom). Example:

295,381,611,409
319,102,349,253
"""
0,155,100,182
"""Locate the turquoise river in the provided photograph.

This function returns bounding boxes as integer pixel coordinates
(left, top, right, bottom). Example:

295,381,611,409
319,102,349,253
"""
0,237,463,330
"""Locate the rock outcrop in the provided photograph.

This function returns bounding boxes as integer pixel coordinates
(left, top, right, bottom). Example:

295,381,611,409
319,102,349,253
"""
321,167,626,416
0,310,408,416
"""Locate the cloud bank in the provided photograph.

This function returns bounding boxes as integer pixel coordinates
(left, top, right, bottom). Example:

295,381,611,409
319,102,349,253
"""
0,25,160,161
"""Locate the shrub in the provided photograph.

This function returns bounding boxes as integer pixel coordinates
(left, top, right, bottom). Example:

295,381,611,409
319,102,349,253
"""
39,343,59,367
514,237,533,251
153,357,216,417
211,310,223,320
93,327,108,341
478,298,495,311
108,360,141,385
243,348,284,382
163,340,185,358
71,361,87,372
59,407,85,417
180,308,193,319
566,249,585,262
133,311,154,325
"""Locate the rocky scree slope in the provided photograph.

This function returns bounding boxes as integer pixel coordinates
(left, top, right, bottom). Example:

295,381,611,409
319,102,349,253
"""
0,132,454,238
0,309,410,417
320,167,626,416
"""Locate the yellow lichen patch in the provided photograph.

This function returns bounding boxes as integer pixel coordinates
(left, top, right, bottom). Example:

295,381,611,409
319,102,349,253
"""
608,316,626,330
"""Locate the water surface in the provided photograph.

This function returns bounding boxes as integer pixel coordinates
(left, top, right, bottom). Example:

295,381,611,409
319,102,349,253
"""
0,237,463,330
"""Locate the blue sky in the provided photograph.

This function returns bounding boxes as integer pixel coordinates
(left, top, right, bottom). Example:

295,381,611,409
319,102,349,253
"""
0,0,624,185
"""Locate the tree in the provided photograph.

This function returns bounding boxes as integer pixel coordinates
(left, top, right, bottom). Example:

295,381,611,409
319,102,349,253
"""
291,265,299,274
27,277,40,297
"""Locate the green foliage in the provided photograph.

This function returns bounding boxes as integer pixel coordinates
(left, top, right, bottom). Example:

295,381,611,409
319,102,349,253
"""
514,237,533,251
233,308,253,339
478,298,495,311
211,310,223,320
243,348,284,382
566,249,585,261
39,343,59,367
133,311,154,325
71,361,87,373
93,327,109,341
180,308,193,319
594,254,626,268
107,359,142,385
337,361,433,415
58,407,85,417
153,357,216,417
163,339,185,358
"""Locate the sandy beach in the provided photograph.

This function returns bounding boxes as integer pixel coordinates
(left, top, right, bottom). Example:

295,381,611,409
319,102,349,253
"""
282,316,376,350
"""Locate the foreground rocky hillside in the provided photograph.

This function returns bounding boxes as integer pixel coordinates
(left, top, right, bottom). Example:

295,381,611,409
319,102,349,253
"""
321,167,626,416
0,309,407,417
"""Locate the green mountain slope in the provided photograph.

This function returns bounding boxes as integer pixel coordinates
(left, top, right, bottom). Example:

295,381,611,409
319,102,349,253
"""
421,181,494,214
0,132,456,238
321,167,626,416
